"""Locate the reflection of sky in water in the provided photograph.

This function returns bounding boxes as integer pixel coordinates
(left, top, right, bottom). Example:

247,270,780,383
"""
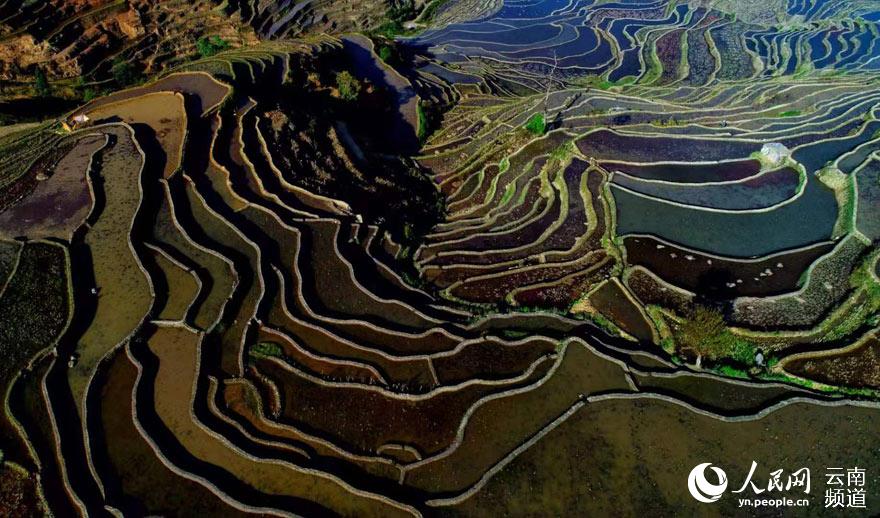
400,0,880,264
403,0,880,79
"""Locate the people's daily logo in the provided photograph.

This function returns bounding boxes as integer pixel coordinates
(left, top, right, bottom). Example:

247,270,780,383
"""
686,462,867,509
687,463,728,503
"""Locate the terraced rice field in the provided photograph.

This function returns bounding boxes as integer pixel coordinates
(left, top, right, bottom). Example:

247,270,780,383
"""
2,0,880,515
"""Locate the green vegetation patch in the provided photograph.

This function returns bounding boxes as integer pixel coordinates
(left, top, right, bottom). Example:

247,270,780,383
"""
715,364,750,379
372,1,419,38
110,57,143,87
335,71,362,101
819,252,880,342
196,35,231,58
378,45,393,63
777,110,802,117
417,103,428,142
249,341,284,359
586,312,625,338
570,74,633,90
524,113,546,136
499,182,516,205
675,305,758,365
33,68,50,98
549,141,576,161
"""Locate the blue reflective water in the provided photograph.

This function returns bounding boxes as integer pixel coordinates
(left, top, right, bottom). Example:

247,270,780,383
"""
403,0,880,80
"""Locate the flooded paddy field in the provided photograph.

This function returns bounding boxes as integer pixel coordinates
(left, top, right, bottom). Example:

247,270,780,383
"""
2,0,880,515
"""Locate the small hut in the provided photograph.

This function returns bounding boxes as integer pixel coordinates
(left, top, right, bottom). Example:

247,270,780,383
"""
71,113,91,128
62,113,91,132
